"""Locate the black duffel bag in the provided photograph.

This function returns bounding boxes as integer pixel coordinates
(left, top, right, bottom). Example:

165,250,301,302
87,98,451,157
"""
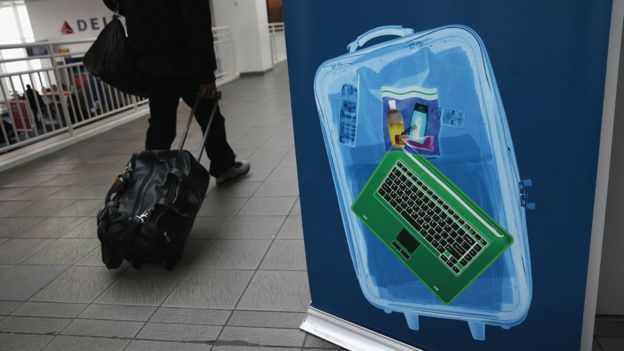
83,13,146,97
97,96,219,270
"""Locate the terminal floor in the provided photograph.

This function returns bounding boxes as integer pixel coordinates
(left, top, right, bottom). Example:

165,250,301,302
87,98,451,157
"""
0,62,342,351
0,62,619,350
594,317,624,351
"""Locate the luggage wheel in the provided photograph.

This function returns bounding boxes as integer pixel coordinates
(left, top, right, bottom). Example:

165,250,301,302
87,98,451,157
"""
131,260,142,270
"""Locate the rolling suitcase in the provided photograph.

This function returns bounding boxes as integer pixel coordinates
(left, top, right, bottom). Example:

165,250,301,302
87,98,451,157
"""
97,94,220,270
313,25,534,340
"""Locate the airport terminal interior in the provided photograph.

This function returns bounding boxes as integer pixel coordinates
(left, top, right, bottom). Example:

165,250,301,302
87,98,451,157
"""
0,60,348,350
0,0,623,350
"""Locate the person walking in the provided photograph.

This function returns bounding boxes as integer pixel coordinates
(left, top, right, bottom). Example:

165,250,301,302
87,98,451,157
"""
24,84,45,128
103,0,250,184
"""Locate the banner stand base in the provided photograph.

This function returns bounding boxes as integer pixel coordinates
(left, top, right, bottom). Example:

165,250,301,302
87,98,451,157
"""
300,306,422,351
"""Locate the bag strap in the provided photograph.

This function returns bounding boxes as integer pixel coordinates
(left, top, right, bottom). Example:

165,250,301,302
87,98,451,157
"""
113,0,122,17
154,172,202,218
104,160,133,205
104,177,125,203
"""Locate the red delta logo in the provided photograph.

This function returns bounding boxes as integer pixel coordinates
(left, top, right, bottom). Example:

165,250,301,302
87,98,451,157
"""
61,20,74,35
60,17,115,36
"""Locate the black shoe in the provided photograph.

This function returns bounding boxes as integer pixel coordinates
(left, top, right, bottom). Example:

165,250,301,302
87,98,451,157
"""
216,160,251,185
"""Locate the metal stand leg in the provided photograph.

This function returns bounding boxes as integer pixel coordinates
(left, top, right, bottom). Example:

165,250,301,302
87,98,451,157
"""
405,314,420,331
468,321,486,341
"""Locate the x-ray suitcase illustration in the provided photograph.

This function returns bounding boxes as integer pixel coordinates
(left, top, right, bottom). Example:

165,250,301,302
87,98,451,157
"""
313,25,533,340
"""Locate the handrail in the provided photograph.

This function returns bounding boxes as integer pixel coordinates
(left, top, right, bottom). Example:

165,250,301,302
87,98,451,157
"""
0,51,90,65
0,25,232,51
0,26,236,156
0,38,96,50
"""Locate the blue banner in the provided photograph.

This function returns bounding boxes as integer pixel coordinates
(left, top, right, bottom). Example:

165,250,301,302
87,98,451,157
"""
284,0,612,349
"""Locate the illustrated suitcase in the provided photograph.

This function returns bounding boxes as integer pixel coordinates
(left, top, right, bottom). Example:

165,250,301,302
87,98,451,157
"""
313,25,534,340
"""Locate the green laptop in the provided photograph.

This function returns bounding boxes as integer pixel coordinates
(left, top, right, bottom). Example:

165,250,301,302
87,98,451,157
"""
351,151,514,304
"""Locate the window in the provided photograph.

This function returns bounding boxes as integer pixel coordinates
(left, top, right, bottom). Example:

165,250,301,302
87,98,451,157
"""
0,1,41,95
0,5,21,44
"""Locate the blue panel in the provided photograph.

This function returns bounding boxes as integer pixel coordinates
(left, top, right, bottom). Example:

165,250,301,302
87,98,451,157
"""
284,0,612,349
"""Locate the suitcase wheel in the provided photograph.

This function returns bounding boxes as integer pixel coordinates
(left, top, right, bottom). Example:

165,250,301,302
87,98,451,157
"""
164,260,176,270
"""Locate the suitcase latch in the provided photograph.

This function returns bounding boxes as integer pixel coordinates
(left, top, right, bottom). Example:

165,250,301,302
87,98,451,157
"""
519,179,535,210
136,209,152,223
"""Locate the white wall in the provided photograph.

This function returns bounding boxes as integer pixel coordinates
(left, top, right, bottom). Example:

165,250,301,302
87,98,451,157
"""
25,0,273,75
212,0,273,74
25,0,112,41
25,0,113,54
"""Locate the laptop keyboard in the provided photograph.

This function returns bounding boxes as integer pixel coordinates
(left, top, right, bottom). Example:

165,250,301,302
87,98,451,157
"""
377,161,489,275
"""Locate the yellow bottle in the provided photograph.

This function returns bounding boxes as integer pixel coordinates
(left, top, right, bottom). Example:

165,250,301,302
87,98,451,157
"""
387,100,405,148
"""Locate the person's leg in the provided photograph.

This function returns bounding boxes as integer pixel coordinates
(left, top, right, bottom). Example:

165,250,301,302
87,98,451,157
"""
32,109,42,128
145,76,180,150
180,86,236,176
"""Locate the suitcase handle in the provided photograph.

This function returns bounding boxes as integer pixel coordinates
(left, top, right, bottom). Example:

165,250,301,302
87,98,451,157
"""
177,91,222,162
347,25,414,53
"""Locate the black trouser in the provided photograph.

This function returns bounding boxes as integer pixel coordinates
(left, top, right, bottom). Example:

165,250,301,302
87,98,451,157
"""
144,75,235,176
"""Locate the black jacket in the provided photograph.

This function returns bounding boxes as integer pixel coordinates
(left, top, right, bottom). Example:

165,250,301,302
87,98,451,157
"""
104,0,217,83
25,88,44,112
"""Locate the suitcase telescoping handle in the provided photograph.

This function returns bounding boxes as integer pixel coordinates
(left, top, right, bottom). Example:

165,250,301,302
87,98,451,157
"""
347,25,414,53
177,91,222,162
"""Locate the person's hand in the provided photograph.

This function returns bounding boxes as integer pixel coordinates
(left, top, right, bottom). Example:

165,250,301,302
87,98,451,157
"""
198,82,217,98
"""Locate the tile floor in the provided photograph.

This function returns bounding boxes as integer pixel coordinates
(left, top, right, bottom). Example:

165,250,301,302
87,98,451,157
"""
594,317,624,351
0,62,342,351
0,62,617,351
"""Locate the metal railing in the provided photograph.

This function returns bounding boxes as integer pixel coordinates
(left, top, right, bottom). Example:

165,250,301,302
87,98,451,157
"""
268,22,287,65
0,39,146,154
0,26,236,155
